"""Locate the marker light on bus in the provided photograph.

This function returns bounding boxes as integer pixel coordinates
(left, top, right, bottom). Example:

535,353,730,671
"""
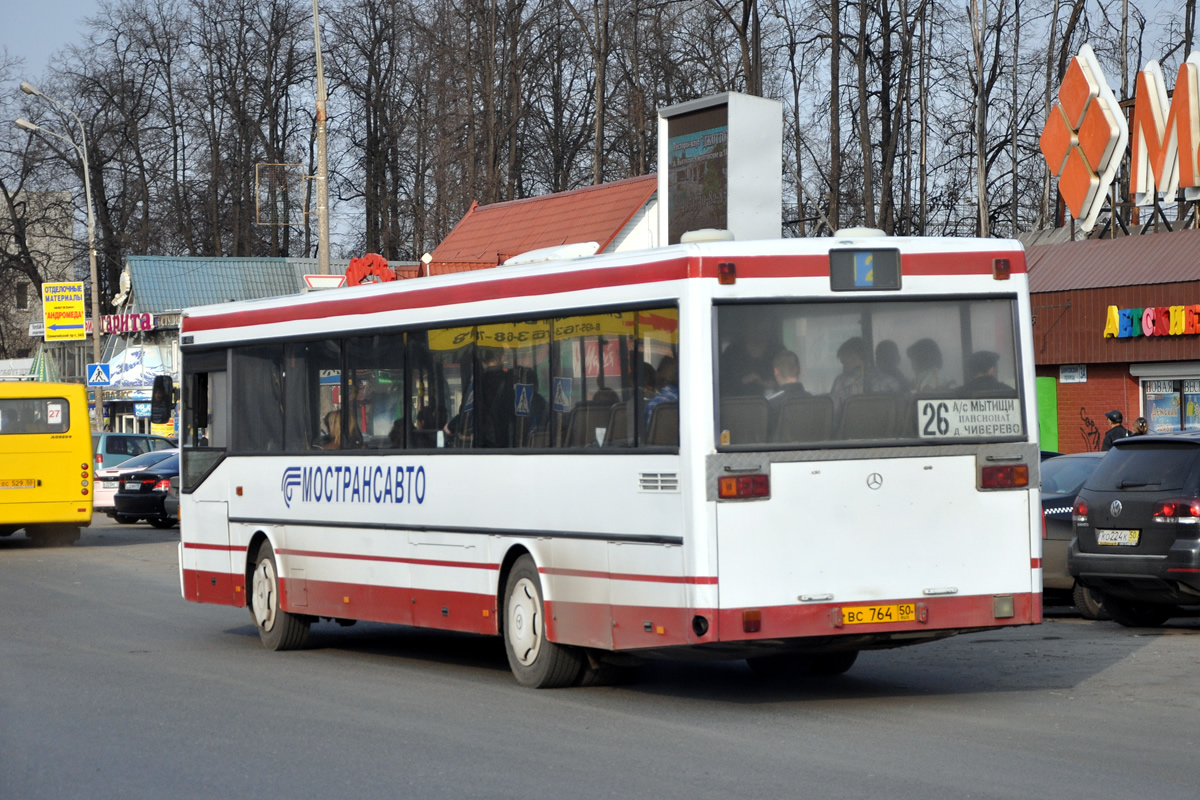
993,257,1011,280
742,609,762,633
718,474,769,499
717,262,736,285
980,464,1028,489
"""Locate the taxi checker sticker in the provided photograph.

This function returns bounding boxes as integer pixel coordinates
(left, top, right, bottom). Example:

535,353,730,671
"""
917,398,1023,439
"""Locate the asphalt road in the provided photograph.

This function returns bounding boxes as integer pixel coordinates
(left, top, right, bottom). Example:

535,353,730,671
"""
1,516,1198,800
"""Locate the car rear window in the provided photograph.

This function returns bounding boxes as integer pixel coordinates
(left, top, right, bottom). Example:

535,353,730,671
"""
1084,442,1200,492
1041,456,1102,496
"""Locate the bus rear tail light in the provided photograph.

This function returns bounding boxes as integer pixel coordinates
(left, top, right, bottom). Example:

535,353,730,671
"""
742,609,761,633
980,464,1028,489
718,473,769,499
1153,499,1200,524
1073,498,1089,526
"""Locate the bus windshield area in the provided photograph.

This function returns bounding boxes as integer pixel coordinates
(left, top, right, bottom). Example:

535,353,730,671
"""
715,297,1023,447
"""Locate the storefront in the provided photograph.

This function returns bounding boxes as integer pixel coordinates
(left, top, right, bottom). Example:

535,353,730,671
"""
1028,227,1200,452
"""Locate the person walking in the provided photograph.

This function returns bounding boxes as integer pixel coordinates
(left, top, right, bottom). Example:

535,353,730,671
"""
1101,409,1130,451
1132,416,1149,436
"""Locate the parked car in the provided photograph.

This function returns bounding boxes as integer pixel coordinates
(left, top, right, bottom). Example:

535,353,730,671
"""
1041,451,1107,618
91,432,175,469
113,453,180,529
94,449,178,518
1070,431,1200,627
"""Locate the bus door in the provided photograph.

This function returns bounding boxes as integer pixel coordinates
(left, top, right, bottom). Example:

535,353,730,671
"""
181,354,237,604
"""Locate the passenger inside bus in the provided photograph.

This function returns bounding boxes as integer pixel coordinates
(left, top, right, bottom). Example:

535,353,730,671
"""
720,314,782,396
764,349,810,431
644,355,679,428
960,350,1014,396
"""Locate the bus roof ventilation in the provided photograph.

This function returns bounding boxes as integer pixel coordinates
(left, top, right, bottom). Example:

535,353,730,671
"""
680,229,735,243
503,241,600,266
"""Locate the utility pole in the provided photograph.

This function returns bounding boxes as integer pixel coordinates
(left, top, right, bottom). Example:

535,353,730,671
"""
313,0,331,274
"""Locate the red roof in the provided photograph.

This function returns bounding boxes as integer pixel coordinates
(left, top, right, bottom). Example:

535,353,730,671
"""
427,175,656,275
1027,227,1200,292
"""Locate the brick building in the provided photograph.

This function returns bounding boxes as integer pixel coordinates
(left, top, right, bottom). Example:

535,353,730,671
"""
1028,227,1200,453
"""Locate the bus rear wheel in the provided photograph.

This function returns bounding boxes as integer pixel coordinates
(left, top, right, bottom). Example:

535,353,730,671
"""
249,542,310,651
502,555,582,688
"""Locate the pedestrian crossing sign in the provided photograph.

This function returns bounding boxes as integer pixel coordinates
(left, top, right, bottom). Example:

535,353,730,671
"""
87,363,111,386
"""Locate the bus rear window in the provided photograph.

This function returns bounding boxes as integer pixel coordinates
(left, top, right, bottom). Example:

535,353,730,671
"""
715,298,1023,447
0,397,70,435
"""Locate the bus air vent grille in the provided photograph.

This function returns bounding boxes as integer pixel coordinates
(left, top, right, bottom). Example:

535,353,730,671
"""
638,472,680,492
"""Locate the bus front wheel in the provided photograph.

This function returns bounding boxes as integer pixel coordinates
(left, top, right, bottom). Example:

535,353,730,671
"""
249,542,310,651
502,555,582,688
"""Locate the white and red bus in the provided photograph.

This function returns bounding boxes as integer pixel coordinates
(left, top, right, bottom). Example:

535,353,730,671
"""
176,231,1042,687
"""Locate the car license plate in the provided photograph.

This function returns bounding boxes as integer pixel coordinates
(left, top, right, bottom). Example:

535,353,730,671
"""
0,478,35,489
843,603,916,625
124,481,141,491
102,480,119,489
1097,529,1140,546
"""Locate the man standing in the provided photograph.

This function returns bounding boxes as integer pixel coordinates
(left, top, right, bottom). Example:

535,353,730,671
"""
1102,409,1130,451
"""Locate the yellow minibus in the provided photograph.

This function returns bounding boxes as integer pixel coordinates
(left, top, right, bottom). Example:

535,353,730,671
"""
0,381,93,546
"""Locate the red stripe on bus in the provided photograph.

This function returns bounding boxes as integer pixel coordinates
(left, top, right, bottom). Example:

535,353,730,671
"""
183,258,692,334
183,541,244,553
541,567,717,585
276,547,500,571
1031,558,1042,568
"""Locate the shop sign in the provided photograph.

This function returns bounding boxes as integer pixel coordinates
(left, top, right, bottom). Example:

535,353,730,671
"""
134,402,151,418
1059,364,1087,383
41,281,87,341
1103,304,1200,338
1041,46,1200,231
101,312,155,334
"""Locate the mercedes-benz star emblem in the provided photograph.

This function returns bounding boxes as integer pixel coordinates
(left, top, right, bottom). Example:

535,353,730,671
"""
867,473,883,490
1110,500,1123,517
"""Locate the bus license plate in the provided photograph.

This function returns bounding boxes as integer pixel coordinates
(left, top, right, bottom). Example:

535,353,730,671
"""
843,603,916,625
1097,529,1140,546
0,478,35,489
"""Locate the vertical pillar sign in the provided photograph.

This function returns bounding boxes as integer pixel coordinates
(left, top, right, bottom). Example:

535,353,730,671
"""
42,281,87,341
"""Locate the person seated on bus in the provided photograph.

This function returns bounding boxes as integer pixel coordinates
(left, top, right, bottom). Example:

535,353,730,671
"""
644,355,679,428
874,339,910,394
720,315,782,396
321,409,362,449
960,350,1013,396
764,349,810,430
907,338,949,393
830,337,873,411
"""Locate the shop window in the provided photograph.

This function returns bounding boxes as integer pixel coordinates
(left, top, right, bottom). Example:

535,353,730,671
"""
1142,379,1200,432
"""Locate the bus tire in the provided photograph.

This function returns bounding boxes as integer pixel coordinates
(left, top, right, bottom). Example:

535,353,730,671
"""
502,555,581,688
249,542,310,651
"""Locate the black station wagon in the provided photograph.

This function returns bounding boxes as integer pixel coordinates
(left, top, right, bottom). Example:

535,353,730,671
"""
1069,431,1200,627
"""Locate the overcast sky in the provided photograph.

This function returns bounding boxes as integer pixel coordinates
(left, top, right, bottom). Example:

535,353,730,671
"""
5,0,99,78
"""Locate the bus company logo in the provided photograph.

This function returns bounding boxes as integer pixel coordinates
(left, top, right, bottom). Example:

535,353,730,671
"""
280,464,426,507
1040,44,1126,232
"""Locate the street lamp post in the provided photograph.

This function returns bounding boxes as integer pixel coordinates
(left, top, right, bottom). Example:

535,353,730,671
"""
16,82,105,431
312,0,331,275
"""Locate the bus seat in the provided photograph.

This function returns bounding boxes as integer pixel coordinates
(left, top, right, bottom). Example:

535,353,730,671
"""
835,394,902,440
719,396,769,445
565,400,615,447
772,395,834,443
646,402,678,446
605,402,632,447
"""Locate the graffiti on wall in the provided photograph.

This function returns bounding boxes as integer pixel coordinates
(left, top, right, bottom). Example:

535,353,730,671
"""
1079,407,1101,452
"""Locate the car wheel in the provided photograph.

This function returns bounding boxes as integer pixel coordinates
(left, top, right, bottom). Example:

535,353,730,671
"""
502,555,582,688
114,514,139,524
249,542,310,650
1103,595,1174,628
1072,582,1109,621
148,517,176,529
747,650,859,678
